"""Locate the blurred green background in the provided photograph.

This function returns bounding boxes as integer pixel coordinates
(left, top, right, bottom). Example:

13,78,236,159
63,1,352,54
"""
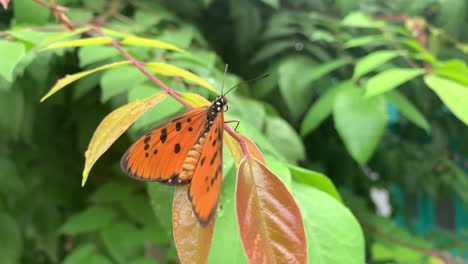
0,0,468,263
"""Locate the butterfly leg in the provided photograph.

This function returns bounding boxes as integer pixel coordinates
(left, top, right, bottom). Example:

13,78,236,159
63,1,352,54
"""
224,120,240,132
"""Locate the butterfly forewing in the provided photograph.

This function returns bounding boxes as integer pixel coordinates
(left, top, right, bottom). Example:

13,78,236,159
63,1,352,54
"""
188,112,224,226
120,107,208,184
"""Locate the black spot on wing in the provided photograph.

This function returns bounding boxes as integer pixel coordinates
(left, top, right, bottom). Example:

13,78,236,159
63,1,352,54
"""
176,122,182,132
209,151,218,166
160,128,167,143
174,143,181,153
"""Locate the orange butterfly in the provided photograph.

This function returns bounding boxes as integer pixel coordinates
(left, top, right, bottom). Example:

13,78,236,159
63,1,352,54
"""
120,94,227,226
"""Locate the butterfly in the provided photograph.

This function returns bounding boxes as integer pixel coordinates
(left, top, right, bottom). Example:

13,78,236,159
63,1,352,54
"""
120,92,228,226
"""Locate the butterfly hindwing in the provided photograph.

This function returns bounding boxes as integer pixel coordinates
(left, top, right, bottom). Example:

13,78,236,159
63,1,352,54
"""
120,107,207,184
188,112,224,226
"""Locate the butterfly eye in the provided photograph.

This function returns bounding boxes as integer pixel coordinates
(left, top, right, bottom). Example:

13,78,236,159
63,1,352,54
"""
224,104,229,112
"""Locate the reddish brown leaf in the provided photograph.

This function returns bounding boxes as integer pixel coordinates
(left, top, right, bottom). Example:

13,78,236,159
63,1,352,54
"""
0,0,9,9
173,185,215,264
236,158,307,264
225,134,266,167
242,135,266,165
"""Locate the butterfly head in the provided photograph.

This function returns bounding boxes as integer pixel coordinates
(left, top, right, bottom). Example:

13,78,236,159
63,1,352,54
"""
214,95,228,112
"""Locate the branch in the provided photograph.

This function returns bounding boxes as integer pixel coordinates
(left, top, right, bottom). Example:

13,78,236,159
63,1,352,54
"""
357,216,453,264
33,0,252,158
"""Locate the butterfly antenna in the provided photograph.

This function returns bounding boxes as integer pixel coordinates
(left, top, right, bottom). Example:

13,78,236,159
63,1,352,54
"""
221,64,228,95
224,73,270,96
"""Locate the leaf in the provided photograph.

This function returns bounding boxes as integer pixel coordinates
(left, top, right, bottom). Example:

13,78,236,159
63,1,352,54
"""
0,158,25,196
236,158,307,263
100,66,147,102
122,195,156,226
100,222,143,263
121,36,183,52
434,59,468,86
147,183,174,238
145,62,216,94
344,35,386,49
45,37,113,50
0,88,24,140
353,50,402,80
78,46,120,67
0,40,25,82
261,0,279,8
59,206,115,234
333,88,387,165
301,81,352,136
40,61,130,102
293,183,365,263
172,185,215,264
0,213,22,264
278,56,317,119
265,116,305,163
385,90,431,132
207,165,247,263
14,0,49,24
82,92,167,186
288,165,342,203
341,12,384,28
365,68,424,98
250,40,294,64
279,57,351,120
63,244,95,264
91,181,133,203
424,75,468,125
40,27,91,47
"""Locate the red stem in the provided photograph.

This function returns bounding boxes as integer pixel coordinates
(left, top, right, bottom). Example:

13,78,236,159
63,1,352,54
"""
32,1,251,158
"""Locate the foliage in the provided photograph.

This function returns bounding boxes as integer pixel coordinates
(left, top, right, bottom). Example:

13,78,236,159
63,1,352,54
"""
0,0,467,263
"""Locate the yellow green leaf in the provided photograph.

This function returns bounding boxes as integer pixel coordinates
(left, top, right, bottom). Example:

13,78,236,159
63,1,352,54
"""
121,36,183,52
39,27,91,46
82,92,168,186
101,27,131,38
44,37,113,50
145,62,216,94
40,61,130,102
180,92,211,107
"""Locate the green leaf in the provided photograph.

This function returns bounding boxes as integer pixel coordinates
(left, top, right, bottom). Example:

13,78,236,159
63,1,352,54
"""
353,50,402,80
208,167,247,263
306,58,351,83
344,35,386,49
333,88,387,165
250,40,295,64
385,90,431,132
59,206,116,234
261,0,279,8
265,116,305,163
78,46,120,67
40,27,91,47
14,0,50,24
293,183,365,264
288,165,342,203
341,12,384,28
265,156,292,189
91,181,133,203
147,183,174,237
301,81,352,136
365,68,424,98
434,59,468,86
0,88,24,140
100,66,147,102
100,222,144,263
122,194,156,226
0,213,22,264
0,41,25,82
63,244,95,264
424,75,468,125
0,157,25,197
278,56,317,119
41,61,130,102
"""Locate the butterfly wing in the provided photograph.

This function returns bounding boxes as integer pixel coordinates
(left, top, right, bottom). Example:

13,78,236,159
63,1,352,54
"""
121,107,208,184
188,112,224,226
